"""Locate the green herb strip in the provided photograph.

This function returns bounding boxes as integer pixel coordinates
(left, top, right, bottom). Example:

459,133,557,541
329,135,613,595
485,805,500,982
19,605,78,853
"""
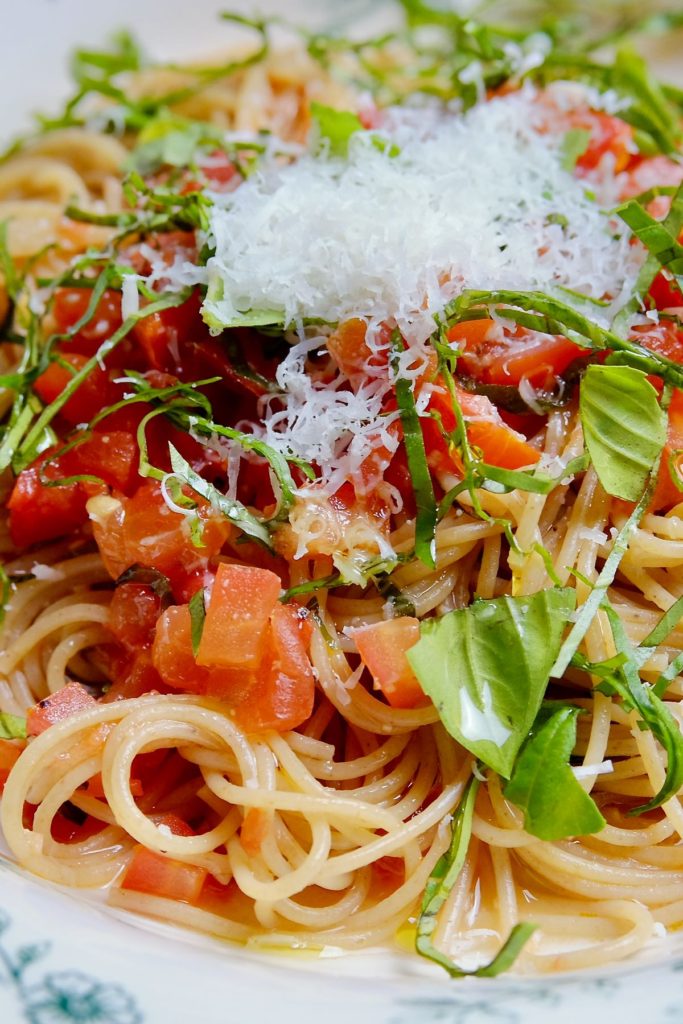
416,775,536,977
188,588,207,656
391,334,437,568
0,713,27,740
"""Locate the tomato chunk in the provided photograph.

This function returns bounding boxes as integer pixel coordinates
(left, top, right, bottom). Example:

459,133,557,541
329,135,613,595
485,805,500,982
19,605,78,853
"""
228,604,315,732
120,846,207,903
196,563,282,670
52,287,123,357
450,320,583,389
0,739,23,791
27,682,96,736
109,583,162,650
8,456,88,548
33,353,123,426
424,385,540,473
354,617,425,709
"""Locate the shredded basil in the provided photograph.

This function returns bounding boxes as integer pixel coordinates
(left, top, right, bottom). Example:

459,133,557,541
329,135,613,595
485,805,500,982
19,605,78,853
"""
416,775,536,976
0,712,27,741
188,588,207,656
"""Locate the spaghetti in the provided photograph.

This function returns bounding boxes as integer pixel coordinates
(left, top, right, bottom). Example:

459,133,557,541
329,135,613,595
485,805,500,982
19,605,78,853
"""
1,4,683,978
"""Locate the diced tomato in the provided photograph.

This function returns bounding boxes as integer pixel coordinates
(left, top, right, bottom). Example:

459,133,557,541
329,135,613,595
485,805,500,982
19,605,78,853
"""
196,563,282,670
86,771,143,799
228,604,315,733
353,617,425,709
52,287,123,357
152,605,207,693
424,384,540,473
649,272,683,312
8,430,138,549
8,454,89,548
131,292,204,372
0,739,23,791
371,855,406,898
92,481,231,583
636,322,683,365
150,813,195,837
327,318,386,379
201,151,239,190
109,583,163,650
650,390,683,512
620,155,683,201
62,431,139,494
27,682,96,736
120,845,207,903
102,651,168,703
51,808,106,844
240,808,269,856
33,353,124,426
572,112,634,174
449,319,583,389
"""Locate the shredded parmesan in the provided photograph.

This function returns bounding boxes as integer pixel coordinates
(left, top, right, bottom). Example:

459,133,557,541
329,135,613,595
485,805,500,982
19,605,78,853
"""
205,86,642,346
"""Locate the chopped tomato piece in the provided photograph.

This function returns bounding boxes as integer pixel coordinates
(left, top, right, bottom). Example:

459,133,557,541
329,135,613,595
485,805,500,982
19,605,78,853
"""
450,320,583,389
650,390,683,512
131,292,204,372
62,431,139,494
52,287,123,357
27,682,96,736
152,605,247,697
92,481,231,583
102,651,168,703
327,318,383,378
353,617,425,709
240,808,269,856
0,739,23,791
424,385,540,473
8,454,89,548
228,604,315,733
33,353,123,426
86,771,143,799
150,813,195,837
109,583,163,650
120,845,207,903
196,563,282,670
572,112,634,174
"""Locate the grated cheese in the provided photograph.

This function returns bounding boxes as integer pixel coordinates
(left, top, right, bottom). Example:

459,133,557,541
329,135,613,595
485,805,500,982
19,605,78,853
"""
205,86,642,346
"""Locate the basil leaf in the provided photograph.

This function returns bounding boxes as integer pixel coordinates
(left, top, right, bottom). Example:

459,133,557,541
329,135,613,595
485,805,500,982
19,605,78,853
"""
597,602,683,813
407,588,576,777
310,102,364,158
617,194,683,278
0,713,27,740
580,364,666,501
560,128,591,171
188,588,207,657
416,775,535,977
392,334,437,568
168,444,272,548
504,705,606,840
115,565,174,608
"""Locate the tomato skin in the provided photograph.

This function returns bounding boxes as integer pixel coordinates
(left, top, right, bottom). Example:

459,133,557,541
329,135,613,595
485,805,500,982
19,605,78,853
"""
27,682,96,736
33,353,123,426
196,564,282,670
52,287,123,357
102,651,168,703
63,431,139,494
152,605,207,693
353,617,425,709
109,584,162,650
649,272,683,313
120,845,207,903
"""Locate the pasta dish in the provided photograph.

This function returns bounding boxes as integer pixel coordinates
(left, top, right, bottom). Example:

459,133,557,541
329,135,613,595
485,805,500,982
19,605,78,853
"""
2,0,683,977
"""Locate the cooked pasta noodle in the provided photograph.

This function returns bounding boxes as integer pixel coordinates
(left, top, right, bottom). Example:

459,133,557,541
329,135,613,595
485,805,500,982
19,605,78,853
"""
2,4,683,980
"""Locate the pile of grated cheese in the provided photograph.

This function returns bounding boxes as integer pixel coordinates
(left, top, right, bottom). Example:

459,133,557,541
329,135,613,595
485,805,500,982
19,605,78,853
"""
204,86,641,345
200,85,643,552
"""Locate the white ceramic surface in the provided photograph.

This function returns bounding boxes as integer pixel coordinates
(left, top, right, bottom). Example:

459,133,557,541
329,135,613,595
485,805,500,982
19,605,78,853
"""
2,3,683,1021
